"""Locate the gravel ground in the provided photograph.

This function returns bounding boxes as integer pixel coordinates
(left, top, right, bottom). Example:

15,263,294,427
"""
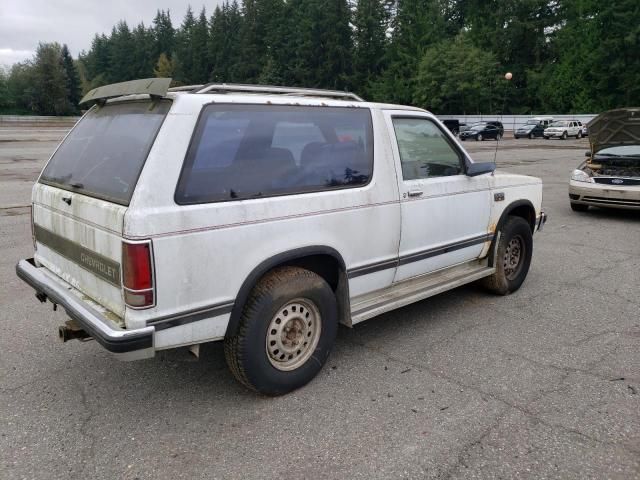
1,124,638,480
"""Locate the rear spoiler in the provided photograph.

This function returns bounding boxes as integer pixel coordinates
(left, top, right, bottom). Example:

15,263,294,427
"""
80,78,172,106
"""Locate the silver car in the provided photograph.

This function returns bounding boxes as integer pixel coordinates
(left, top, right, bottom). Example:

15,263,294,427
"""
569,108,640,211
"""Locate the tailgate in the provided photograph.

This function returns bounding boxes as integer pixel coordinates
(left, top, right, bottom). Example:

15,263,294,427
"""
33,184,126,319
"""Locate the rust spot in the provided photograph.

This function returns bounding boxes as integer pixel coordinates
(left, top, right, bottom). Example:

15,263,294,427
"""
488,223,497,233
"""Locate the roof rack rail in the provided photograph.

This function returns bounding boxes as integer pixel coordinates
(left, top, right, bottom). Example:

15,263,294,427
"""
167,84,205,92
194,83,364,102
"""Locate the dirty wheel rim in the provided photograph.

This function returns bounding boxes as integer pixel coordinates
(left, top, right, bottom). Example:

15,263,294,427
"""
266,298,321,371
503,235,525,280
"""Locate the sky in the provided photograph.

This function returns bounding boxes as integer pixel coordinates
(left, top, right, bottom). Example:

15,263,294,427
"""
0,0,225,68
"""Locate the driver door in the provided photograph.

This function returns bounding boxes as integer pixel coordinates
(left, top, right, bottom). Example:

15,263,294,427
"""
385,112,492,282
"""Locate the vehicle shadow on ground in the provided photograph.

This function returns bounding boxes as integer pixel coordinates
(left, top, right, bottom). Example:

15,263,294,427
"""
577,207,640,222
81,286,478,404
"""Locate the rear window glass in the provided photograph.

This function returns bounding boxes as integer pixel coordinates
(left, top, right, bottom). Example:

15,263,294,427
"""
175,104,373,204
40,101,170,205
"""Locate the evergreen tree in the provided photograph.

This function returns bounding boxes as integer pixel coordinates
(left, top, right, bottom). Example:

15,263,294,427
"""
370,0,448,104
61,44,81,112
174,6,196,84
352,0,390,98
131,23,155,79
153,10,176,60
108,21,136,82
191,8,210,83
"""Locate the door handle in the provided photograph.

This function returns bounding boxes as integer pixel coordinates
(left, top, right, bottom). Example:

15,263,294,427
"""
407,190,424,197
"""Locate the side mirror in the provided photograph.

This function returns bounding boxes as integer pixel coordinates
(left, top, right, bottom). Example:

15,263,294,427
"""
466,159,495,176
585,151,591,157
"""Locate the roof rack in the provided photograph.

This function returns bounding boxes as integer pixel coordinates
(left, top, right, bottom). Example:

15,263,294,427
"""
167,84,205,92
193,83,364,102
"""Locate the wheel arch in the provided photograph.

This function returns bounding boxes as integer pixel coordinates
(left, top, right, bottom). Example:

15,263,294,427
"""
487,200,536,268
225,246,350,337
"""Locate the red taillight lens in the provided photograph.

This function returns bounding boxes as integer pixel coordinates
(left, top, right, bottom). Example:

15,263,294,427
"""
122,241,154,308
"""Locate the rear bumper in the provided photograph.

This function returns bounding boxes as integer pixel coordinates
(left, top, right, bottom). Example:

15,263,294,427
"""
16,258,154,358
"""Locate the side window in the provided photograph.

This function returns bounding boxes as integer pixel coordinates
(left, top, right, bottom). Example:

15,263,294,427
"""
392,117,463,180
175,105,374,204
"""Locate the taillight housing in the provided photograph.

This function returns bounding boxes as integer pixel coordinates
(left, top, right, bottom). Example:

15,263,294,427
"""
122,240,155,309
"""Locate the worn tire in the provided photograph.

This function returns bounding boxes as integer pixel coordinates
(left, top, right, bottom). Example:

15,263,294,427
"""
570,202,589,212
224,266,338,396
481,216,533,295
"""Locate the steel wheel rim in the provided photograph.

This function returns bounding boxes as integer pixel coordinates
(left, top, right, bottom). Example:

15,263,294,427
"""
503,235,525,280
266,298,321,371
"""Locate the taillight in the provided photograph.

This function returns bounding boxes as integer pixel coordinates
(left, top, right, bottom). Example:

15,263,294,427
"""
122,240,155,308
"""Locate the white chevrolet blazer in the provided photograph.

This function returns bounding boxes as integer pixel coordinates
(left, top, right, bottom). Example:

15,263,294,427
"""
17,79,546,395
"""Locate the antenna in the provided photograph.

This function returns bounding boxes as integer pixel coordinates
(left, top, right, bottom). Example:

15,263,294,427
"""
493,72,513,167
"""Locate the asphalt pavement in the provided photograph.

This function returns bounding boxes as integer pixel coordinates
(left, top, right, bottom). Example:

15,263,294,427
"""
1,125,638,479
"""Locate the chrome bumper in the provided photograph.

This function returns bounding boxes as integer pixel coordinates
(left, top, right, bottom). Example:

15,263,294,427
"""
16,258,154,357
537,211,547,231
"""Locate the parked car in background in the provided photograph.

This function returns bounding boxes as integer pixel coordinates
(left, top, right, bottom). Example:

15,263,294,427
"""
442,119,462,135
569,108,640,212
514,116,554,139
581,123,588,137
544,120,583,139
459,121,504,141
15,78,546,395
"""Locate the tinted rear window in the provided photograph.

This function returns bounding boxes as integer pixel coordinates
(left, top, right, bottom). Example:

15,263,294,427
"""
175,104,373,204
40,100,170,205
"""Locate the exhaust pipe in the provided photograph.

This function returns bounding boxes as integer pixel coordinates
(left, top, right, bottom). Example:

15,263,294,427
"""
58,325,91,342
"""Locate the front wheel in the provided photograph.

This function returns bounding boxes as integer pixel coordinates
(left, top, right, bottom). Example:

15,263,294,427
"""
577,131,582,139
528,133,533,140
496,133,502,141
476,134,483,141
481,216,533,295
224,266,338,395
561,131,568,140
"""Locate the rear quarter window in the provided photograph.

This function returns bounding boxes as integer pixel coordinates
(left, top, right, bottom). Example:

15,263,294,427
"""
175,104,374,204
40,100,170,205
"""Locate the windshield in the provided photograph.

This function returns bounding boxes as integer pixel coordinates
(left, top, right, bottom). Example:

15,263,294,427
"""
469,123,486,131
549,121,568,127
525,120,538,125
40,100,170,205
596,145,640,157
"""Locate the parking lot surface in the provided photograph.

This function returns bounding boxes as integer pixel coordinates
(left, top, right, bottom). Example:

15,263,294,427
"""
1,125,638,479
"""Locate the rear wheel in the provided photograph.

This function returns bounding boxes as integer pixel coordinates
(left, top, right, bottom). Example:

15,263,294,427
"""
481,216,533,295
544,136,549,140
224,266,338,396
570,202,589,212
496,133,502,141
